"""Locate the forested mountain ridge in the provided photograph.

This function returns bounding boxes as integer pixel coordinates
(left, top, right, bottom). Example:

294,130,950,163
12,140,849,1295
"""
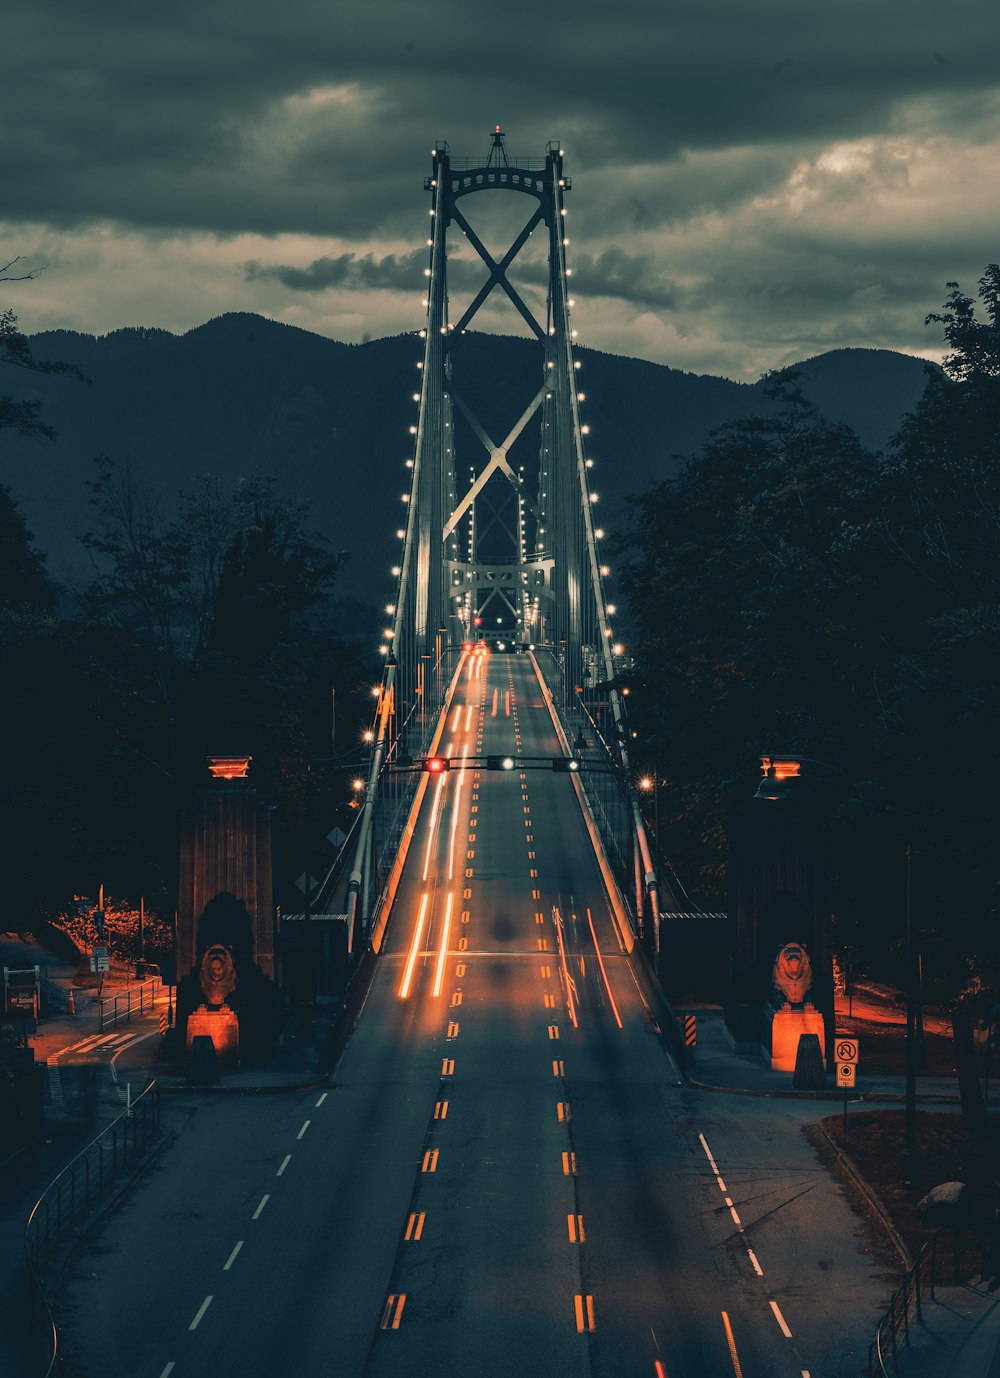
2,314,936,617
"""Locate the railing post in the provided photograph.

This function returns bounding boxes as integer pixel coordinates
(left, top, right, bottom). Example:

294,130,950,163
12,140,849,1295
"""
902,1279,910,1345
889,1292,897,1367
915,1248,923,1324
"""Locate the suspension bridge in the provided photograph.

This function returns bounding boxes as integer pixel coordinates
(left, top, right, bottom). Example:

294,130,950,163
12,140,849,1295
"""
50,133,862,1378
325,126,682,978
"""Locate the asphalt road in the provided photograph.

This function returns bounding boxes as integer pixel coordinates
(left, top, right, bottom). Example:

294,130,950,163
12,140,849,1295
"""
58,651,887,1377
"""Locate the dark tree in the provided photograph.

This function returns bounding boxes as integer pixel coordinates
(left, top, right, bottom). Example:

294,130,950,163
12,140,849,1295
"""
619,272,999,1004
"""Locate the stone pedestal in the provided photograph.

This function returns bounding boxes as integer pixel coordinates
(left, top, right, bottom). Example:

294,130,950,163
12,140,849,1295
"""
186,1004,240,1069
764,1003,826,1072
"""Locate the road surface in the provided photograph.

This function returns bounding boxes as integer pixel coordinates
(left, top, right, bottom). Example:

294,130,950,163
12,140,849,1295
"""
58,651,886,1377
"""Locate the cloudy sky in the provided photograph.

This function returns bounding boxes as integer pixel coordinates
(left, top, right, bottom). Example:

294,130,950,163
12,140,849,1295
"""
4,1,999,381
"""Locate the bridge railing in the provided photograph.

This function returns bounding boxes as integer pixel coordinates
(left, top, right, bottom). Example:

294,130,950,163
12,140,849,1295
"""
24,1080,163,1374
533,648,640,929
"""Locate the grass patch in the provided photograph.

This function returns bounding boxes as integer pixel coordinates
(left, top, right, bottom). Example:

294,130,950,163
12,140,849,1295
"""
812,1110,999,1282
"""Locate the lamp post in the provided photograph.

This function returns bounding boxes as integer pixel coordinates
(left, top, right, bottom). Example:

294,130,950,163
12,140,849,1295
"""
638,774,659,866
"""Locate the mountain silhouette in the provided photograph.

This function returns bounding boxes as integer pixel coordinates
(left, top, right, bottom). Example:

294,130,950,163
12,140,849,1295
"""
2,314,937,627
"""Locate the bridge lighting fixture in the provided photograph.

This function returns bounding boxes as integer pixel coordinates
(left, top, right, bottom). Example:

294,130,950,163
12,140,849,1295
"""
371,685,381,697
553,758,580,773
385,603,396,614
600,565,610,577
585,458,594,468
574,360,581,369
406,459,413,468
409,425,417,434
589,493,599,503
379,644,389,655
594,528,605,539
413,393,420,401
612,643,625,656
424,268,431,277
363,729,375,744
607,604,616,615
391,565,401,576
352,778,365,791
396,529,405,539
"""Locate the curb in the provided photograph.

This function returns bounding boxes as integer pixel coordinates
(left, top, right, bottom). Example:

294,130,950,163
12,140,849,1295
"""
809,1121,912,1268
685,1075,963,1105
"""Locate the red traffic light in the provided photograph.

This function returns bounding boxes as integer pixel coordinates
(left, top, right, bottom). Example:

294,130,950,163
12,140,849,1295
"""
424,756,450,773
473,615,482,626
462,641,474,652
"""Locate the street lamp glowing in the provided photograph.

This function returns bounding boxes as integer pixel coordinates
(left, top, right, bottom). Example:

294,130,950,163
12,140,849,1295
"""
639,775,653,792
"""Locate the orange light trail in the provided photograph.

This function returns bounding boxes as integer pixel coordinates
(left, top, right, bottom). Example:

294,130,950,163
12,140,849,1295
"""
422,774,447,880
464,702,473,732
451,705,461,732
491,689,498,716
432,892,454,996
553,906,578,1029
587,908,623,1028
399,892,430,998
446,765,464,880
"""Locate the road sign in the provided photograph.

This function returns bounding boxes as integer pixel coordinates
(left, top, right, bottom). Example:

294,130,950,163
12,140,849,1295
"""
836,1061,857,1087
327,826,347,848
835,1037,859,1064
91,945,110,973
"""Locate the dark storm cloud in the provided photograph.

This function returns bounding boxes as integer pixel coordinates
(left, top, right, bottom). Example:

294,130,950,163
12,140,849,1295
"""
5,0,999,239
245,250,428,293
568,248,679,312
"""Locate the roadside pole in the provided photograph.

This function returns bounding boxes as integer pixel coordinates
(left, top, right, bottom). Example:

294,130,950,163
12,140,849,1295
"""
836,1037,859,1131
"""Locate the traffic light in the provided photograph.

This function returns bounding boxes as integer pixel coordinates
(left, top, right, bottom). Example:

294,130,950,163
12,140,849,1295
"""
486,755,516,771
552,758,580,773
423,756,450,773
473,615,482,627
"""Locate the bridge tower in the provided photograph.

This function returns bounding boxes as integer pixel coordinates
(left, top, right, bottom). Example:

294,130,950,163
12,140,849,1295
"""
401,126,612,701
344,130,668,957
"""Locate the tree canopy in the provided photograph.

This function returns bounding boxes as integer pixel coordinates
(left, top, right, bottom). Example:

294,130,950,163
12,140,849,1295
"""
619,267,999,1002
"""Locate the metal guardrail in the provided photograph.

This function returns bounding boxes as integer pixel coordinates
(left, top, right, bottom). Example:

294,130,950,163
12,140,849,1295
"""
98,976,164,1032
870,1234,937,1376
24,1079,162,1374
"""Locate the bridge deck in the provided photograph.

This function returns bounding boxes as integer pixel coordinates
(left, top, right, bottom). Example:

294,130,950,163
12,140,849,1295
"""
57,653,869,1378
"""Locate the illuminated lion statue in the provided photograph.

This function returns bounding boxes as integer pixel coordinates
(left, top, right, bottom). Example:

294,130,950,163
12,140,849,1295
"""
772,942,813,1006
199,943,237,1006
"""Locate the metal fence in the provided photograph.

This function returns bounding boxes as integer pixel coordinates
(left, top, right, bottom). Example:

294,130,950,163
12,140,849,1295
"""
24,1080,163,1374
98,976,164,1032
869,1235,938,1376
